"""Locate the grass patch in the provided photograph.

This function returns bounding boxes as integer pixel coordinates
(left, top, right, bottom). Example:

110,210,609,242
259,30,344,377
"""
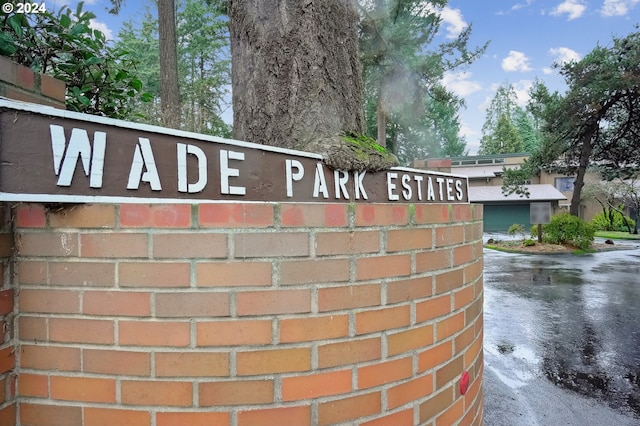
595,231,640,240
572,248,596,255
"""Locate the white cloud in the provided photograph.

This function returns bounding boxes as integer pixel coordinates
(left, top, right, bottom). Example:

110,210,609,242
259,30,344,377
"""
89,20,113,41
542,67,554,75
513,80,534,106
501,51,532,72
601,0,640,16
438,6,468,39
549,47,581,65
442,72,482,97
512,0,536,11
550,0,587,20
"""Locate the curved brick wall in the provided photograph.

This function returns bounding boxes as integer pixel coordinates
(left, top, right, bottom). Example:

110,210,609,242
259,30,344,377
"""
13,201,483,426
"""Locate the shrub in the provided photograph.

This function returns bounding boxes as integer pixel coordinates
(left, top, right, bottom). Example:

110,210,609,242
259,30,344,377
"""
523,239,536,247
590,211,635,232
507,223,526,239
542,213,594,250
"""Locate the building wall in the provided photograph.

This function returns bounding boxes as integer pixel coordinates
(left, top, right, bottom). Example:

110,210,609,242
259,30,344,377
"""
0,208,15,425
12,202,484,426
0,56,66,109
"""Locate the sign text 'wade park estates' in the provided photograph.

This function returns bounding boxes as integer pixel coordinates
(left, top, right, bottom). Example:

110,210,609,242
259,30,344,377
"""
0,100,468,205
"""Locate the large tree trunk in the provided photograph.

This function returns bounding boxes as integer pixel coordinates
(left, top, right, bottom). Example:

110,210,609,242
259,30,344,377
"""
228,0,365,152
158,0,181,129
570,129,595,217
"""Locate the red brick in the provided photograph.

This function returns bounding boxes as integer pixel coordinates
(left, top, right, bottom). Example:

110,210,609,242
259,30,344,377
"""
355,204,409,226
435,225,464,247
49,262,115,287
83,349,150,376
388,324,434,356
464,335,483,370
119,321,190,347
16,64,34,89
18,232,78,257
387,373,434,409
416,248,452,273
49,205,116,228
18,373,48,397
316,230,380,255
454,285,475,310
0,57,17,86
20,345,80,371
0,233,11,257
282,369,351,401
464,222,483,243
414,204,451,224
280,258,350,285
197,262,272,287
80,233,147,258
387,276,432,303
155,292,229,318
16,261,46,285
454,325,475,355
155,352,229,377
197,320,272,346
50,376,115,403
49,318,114,345
318,391,381,425
237,289,310,316
356,305,411,335
318,337,381,368
0,290,13,316
84,407,151,426
280,204,348,227
120,204,191,228
454,245,474,266
435,268,464,294
83,291,150,317
121,380,192,406
119,262,190,288
280,314,349,343
357,254,411,280
417,295,451,323
453,205,472,221
419,386,453,423
387,228,432,252
153,233,227,258
358,357,412,389
361,409,414,426
19,289,80,314
18,316,47,341
21,403,82,426
437,312,465,341
436,355,464,388
40,73,66,101
199,380,273,406
465,259,483,283
15,204,46,228
237,348,310,375
234,233,309,257
238,406,311,426
157,412,230,426
437,399,464,426
0,347,14,374
318,284,381,312
199,203,274,228
465,297,483,326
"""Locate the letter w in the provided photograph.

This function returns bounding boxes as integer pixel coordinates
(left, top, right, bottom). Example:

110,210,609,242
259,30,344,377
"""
50,125,106,188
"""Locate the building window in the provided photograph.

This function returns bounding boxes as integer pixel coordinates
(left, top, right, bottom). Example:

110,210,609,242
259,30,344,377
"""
555,177,575,192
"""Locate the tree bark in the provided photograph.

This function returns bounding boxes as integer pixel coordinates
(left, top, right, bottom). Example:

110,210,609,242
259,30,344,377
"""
228,0,365,151
158,0,181,129
570,127,595,217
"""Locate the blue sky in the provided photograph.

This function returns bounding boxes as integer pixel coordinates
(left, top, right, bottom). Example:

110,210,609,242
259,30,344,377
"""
52,0,639,155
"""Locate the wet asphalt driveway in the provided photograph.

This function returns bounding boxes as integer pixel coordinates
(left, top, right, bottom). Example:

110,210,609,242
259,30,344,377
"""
483,240,640,425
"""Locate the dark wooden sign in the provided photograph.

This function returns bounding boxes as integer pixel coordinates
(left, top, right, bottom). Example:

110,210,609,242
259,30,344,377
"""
0,100,468,204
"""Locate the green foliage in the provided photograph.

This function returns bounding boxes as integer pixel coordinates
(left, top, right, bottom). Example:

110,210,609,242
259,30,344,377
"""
343,133,388,154
507,223,526,239
479,84,526,155
114,0,231,136
1,2,149,118
540,213,594,250
590,211,635,232
359,0,487,163
523,239,536,247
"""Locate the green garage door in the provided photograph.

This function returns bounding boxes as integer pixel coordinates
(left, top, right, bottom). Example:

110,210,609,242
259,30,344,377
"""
483,204,531,232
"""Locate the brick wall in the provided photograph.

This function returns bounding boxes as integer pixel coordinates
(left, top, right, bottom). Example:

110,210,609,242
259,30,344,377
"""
0,56,66,109
12,202,483,426
0,207,15,425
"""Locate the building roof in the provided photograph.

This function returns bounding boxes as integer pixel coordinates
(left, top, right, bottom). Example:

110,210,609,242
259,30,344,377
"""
469,184,567,203
454,165,518,179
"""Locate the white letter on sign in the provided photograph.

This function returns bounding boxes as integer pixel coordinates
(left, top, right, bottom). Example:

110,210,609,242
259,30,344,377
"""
127,138,162,191
220,149,246,196
285,159,304,197
177,143,207,193
50,125,106,188
387,172,399,201
313,163,329,199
